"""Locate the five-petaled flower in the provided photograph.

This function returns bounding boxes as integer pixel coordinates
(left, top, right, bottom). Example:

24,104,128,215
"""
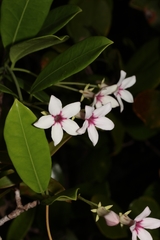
91,202,119,226
114,70,136,112
34,95,80,146
130,206,160,240
93,84,118,109
77,103,114,146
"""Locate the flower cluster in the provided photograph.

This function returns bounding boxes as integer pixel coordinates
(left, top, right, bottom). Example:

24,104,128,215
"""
33,70,136,146
91,203,160,240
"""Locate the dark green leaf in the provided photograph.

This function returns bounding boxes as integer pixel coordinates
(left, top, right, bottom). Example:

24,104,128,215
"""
48,178,65,195
39,5,82,36
0,171,22,189
67,0,113,42
0,83,18,98
1,0,53,47
125,37,160,95
42,187,79,205
4,99,51,193
31,36,113,93
6,208,35,240
10,35,69,65
49,133,72,156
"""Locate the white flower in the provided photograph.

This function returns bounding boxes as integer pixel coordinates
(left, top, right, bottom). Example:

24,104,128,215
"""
93,84,118,108
130,206,160,240
77,103,114,146
114,70,136,112
34,95,81,146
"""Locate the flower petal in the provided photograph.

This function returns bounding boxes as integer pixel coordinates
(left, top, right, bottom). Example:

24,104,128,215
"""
62,119,80,136
117,70,126,85
101,96,119,108
34,115,54,129
95,117,114,130
137,228,152,240
62,102,81,118
103,84,118,94
49,95,62,115
77,120,88,134
51,123,63,146
85,106,94,119
135,207,151,221
94,103,112,117
131,229,137,240
116,95,124,112
104,211,119,226
121,76,136,89
121,90,134,103
141,217,160,229
87,124,98,146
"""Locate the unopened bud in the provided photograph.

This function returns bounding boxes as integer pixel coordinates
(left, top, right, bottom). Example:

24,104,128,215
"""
119,211,134,226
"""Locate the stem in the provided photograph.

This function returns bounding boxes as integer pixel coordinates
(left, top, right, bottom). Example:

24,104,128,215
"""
58,82,97,88
6,65,23,101
22,101,45,111
46,205,53,240
12,68,38,78
78,195,98,207
55,84,80,92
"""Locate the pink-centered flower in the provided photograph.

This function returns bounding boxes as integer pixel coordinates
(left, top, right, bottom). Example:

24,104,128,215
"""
93,84,118,108
77,103,114,146
114,70,136,112
130,206,160,240
34,95,80,146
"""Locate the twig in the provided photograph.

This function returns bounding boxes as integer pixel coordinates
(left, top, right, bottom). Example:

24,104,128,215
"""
0,188,39,226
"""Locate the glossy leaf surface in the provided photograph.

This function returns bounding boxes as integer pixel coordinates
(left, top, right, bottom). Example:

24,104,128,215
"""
0,84,18,98
42,188,79,205
4,99,51,193
1,0,53,47
67,0,113,42
10,35,69,65
31,36,113,93
39,5,82,36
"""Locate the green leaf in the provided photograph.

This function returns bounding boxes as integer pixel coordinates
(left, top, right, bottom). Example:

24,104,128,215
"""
0,171,22,189
39,5,82,36
31,36,113,93
1,0,53,47
0,83,18,98
4,99,51,193
49,133,72,156
6,208,35,240
41,187,79,205
125,37,160,94
48,178,65,195
10,35,69,65
67,0,113,42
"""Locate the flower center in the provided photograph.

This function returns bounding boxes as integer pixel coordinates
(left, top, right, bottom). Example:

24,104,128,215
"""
116,86,123,96
134,220,143,234
87,114,98,126
96,93,103,103
53,112,65,125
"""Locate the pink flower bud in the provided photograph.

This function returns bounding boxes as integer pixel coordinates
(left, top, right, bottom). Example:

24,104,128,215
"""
104,210,120,226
